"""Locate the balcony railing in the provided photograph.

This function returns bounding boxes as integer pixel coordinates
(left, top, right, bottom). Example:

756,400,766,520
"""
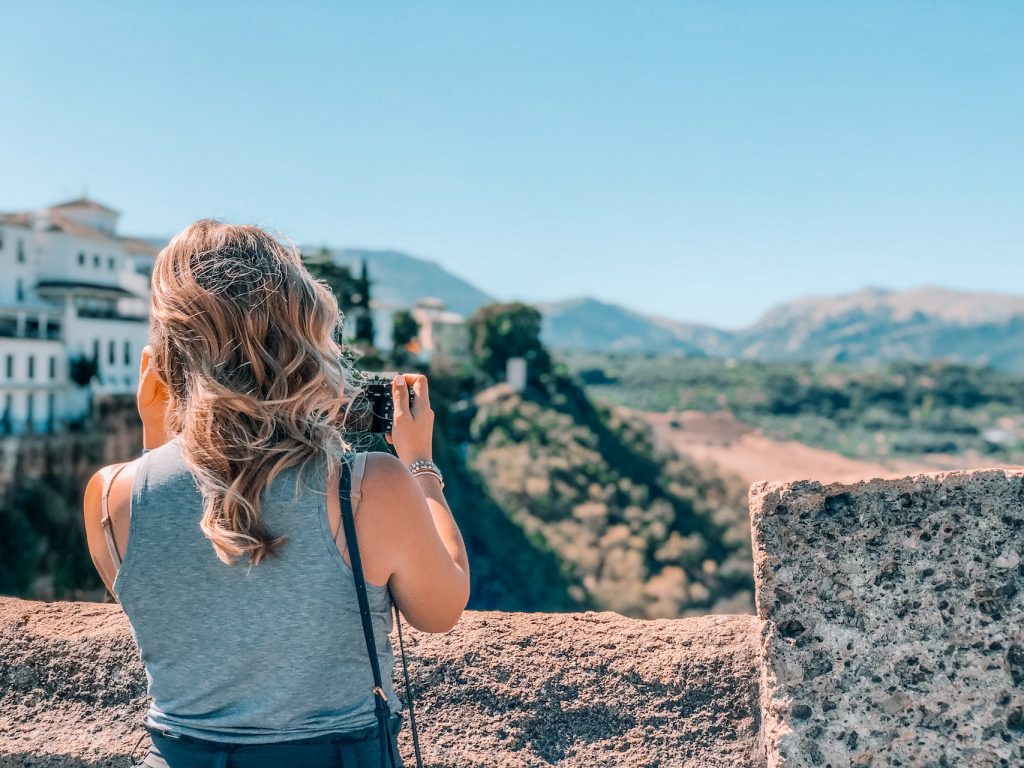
75,306,147,322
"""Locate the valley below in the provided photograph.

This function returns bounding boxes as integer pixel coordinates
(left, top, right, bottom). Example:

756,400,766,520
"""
633,408,1023,486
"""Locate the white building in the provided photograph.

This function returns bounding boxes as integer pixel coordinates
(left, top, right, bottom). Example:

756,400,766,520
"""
411,297,472,368
0,198,159,435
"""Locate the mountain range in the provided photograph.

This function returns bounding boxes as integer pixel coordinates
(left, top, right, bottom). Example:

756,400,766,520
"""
128,241,983,370
538,288,1024,370
303,246,1024,371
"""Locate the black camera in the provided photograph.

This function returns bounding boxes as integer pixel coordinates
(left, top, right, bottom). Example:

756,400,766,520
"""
345,373,416,434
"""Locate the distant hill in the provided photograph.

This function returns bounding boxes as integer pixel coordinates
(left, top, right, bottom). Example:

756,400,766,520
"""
730,286,1024,369
537,297,731,356
304,247,495,317
539,287,1024,371
300,246,495,348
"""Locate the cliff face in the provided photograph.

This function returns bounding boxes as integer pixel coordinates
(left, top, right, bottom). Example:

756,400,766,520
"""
0,599,761,768
750,469,1024,767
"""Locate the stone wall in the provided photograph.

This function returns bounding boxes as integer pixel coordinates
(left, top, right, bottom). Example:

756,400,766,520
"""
749,469,1024,767
5,467,1024,767
0,597,762,768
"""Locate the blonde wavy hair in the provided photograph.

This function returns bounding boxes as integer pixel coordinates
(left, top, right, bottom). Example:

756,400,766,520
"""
150,219,361,565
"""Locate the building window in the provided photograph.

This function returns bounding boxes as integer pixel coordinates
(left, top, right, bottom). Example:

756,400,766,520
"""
47,393,55,432
5,355,12,378
49,356,57,379
108,340,116,365
78,251,86,265
16,279,24,302
17,240,25,263
26,392,34,428
108,256,116,270
123,340,131,366
93,254,100,268
27,356,34,380
93,338,100,362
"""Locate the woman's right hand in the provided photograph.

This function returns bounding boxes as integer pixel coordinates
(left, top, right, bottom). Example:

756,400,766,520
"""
385,373,434,464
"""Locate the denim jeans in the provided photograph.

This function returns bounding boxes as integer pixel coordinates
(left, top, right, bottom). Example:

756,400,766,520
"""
140,714,404,768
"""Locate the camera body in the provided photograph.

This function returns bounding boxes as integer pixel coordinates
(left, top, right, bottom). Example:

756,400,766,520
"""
346,373,416,433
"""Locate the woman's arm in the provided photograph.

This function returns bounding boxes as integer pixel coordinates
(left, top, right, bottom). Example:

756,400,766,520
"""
82,462,136,598
377,373,470,632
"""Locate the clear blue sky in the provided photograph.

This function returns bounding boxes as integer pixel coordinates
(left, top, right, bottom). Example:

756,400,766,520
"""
2,2,1021,328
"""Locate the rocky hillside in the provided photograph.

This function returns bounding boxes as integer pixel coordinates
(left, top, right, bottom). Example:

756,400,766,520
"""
464,371,754,618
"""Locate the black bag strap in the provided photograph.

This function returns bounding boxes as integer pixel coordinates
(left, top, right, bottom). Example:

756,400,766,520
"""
339,453,424,768
392,598,424,766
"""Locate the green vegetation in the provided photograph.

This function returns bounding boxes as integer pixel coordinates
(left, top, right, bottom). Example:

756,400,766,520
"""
389,309,420,369
465,366,752,616
0,463,104,598
446,304,752,616
467,302,552,381
564,351,1024,461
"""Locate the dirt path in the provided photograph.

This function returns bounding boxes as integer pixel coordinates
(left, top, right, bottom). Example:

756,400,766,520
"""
632,409,1023,486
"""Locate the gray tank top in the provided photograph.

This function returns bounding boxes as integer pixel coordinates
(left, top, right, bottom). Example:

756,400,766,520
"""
112,436,401,744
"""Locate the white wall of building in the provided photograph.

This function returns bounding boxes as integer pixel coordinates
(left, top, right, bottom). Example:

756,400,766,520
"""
0,337,68,433
0,199,154,433
64,316,149,391
35,229,128,286
0,225,36,306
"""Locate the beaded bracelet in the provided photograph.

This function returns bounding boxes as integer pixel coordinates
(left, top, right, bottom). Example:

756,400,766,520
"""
408,459,444,489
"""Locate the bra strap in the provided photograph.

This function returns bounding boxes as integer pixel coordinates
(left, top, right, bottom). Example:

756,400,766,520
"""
100,463,131,572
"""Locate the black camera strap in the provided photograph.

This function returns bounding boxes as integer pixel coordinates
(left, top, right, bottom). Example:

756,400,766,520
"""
339,453,424,768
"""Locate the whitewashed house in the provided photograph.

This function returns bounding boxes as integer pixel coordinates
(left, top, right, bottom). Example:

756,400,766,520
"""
411,297,472,368
0,198,160,434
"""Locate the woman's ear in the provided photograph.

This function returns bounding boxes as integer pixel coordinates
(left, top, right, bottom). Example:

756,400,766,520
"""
137,345,171,417
139,344,152,377
138,346,160,403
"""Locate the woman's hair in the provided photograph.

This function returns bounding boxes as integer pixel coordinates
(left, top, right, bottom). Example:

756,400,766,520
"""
149,219,360,565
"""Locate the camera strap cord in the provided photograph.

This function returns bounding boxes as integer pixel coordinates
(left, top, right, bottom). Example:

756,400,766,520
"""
340,453,425,768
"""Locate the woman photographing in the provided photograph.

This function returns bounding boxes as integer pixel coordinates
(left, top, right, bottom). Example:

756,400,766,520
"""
82,219,470,767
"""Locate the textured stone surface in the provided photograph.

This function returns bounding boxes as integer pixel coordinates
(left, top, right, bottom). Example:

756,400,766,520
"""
749,469,1024,768
0,597,762,767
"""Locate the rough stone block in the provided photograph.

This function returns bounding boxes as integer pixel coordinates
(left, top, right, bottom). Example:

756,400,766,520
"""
750,470,1024,767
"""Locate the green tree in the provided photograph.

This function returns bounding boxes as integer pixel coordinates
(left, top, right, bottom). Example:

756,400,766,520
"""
69,354,98,387
303,247,360,311
303,248,381,360
353,259,376,345
467,302,551,381
391,310,420,368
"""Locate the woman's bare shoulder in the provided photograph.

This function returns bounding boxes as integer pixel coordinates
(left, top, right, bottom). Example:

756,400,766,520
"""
361,450,408,485
83,458,143,595
83,460,141,520
359,451,421,520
